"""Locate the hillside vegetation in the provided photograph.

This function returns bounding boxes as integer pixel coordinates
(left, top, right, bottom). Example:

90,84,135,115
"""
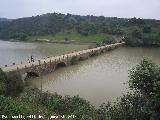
0,13,160,46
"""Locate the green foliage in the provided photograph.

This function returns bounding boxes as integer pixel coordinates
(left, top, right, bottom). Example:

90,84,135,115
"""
132,29,142,39
98,59,160,120
94,35,116,46
124,27,160,47
128,59,160,119
70,56,79,65
30,32,111,43
129,58,160,97
142,33,160,46
20,88,98,120
143,26,152,33
0,71,24,96
0,95,33,119
0,13,128,40
97,93,149,120
102,36,116,44
130,17,145,25
11,33,29,41
123,36,132,45
122,18,160,47
64,37,68,41
0,13,159,46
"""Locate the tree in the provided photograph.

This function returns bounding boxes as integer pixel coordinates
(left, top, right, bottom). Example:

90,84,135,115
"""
98,59,160,120
123,36,132,46
132,29,142,39
11,33,29,41
102,36,116,44
130,17,145,25
129,58,160,97
129,58,160,119
70,56,79,65
143,26,151,33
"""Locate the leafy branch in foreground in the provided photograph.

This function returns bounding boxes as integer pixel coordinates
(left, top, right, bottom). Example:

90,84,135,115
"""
97,58,160,120
0,70,24,96
20,88,98,120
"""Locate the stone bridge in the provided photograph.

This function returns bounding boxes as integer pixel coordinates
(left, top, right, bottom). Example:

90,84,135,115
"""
0,42,124,80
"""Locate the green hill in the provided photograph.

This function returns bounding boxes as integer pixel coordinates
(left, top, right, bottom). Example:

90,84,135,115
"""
0,13,160,46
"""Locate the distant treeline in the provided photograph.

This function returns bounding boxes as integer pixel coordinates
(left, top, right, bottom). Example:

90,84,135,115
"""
0,13,160,46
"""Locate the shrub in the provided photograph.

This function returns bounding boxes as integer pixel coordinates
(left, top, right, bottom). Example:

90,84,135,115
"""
142,34,160,46
143,26,152,33
70,56,79,65
0,70,24,96
0,95,33,119
11,33,29,41
98,59,160,120
65,37,68,41
129,58,160,97
20,88,98,120
102,36,116,45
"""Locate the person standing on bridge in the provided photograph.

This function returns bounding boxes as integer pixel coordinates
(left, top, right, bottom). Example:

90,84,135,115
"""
28,59,30,63
31,56,34,62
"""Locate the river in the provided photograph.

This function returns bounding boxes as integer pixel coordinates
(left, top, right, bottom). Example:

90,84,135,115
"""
0,40,89,67
0,40,160,107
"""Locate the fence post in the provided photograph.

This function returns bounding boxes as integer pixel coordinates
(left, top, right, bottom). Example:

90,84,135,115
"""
38,60,41,65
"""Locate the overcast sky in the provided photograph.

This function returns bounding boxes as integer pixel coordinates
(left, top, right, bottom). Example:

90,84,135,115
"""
0,0,160,19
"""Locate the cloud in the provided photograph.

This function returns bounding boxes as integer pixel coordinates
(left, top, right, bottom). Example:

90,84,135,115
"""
0,0,159,19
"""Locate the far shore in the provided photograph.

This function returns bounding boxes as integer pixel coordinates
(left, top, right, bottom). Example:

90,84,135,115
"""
0,39,96,46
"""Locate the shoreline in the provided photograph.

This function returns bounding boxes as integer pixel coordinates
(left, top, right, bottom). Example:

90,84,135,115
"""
0,39,96,46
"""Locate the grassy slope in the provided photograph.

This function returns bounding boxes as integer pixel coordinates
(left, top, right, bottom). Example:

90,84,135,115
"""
0,95,53,119
29,32,115,43
28,24,160,44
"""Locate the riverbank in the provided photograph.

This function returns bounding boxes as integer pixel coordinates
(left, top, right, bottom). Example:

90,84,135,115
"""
1,32,116,45
28,33,115,43
0,38,96,47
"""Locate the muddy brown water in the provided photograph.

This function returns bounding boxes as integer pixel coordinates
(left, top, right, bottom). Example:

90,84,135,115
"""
0,40,160,107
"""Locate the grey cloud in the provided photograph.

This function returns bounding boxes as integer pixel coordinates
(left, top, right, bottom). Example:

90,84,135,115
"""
0,0,159,19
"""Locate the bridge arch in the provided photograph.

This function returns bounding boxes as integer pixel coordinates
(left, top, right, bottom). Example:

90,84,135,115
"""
55,62,67,69
22,71,39,80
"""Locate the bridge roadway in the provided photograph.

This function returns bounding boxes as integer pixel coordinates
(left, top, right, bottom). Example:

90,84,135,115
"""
0,42,124,78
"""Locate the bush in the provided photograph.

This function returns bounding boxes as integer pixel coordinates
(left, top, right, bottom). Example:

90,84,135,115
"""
129,58,160,97
65,37,68,41
20,88,98,120
11,33,29,41
70,56,79,65
142,34,160,46
102,36,116,45
0,70,24,96
97,93,149,120
143,26,152,33
0,69,6,94
98,59,160,120
0,95,33,119
123,36,133,46
129,58,160,119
